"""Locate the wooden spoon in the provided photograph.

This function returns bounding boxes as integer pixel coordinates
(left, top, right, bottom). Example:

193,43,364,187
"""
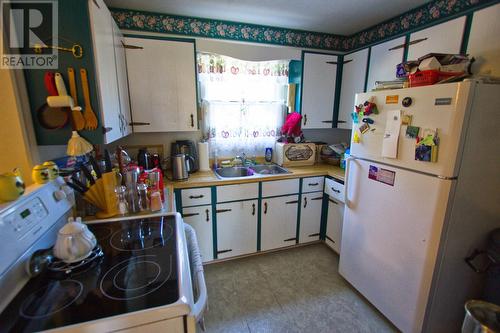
80,68,98,130
67,67,86,131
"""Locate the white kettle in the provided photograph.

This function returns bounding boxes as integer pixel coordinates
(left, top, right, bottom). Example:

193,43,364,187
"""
53,217,97,263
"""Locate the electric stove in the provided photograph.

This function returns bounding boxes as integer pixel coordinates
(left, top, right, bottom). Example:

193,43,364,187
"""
0,216,184,333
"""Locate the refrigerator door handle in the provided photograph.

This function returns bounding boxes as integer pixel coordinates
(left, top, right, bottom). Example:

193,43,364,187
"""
344,157,355,207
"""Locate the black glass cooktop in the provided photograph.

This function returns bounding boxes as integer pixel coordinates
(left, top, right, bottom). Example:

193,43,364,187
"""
0,216,179,333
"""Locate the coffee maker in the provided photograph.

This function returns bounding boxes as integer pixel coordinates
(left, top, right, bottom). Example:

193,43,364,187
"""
171,140,198,173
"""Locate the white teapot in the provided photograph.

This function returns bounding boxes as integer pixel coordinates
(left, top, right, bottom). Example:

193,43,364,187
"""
53,217,97,263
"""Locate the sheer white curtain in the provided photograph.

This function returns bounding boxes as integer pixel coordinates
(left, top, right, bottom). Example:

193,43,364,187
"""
198,53,289,157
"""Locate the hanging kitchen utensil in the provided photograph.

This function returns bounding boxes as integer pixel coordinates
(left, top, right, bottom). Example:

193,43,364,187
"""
54,72,85,131
67,67,86,130
37,72,69,129
80,68,98,130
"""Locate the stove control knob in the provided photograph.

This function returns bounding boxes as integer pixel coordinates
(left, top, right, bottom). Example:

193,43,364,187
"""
402,97,412,107
53,190,67,202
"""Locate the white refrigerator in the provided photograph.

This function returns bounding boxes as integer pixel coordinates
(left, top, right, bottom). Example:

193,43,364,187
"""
339,80,500,333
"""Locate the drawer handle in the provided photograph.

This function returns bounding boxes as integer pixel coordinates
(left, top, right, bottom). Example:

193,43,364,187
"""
252,203,255,216
337,120,347,123
264,202,268,214
217,249,232,254
189,195,204,199
216,209,232,213
308,233,320,237
308,183,319,186
190,114,194,127
325,235,335,243
303,114,307,126
205,209,210,222
321,120,333,123
329,198,338,204
331,187,340,193
285,200,298,204
326,61,338,65
284,237,296,242
182,213,199,218
312,196,323,201
129,122,150,126
342,59,353,65
303,197,307,208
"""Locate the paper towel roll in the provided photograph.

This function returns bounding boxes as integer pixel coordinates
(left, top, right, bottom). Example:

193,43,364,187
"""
198,142,210,171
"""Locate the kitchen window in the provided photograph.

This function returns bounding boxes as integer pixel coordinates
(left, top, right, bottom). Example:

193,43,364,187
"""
197,53,289,157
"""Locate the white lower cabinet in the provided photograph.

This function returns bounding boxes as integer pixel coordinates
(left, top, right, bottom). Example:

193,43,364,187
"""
261,195,299,251
216,200,258,259
299,192,324,243
325,197,344,254
182,205,213,262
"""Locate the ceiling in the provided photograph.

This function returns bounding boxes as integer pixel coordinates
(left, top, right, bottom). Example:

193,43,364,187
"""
104,0,431,36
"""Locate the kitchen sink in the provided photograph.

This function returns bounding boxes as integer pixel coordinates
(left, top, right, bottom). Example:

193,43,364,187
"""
214,166,256,179
214,164,290,179
250,164,290,175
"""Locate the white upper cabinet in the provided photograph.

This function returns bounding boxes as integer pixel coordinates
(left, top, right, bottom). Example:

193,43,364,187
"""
468,3,500,76
112,20,132,137
301,53,338,129
407,16,466,60
338,48,369,129
125,37,198,132
366,37,405,92
88,0,123,143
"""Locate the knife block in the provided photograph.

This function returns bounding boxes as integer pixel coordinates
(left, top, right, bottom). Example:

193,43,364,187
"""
83,171,119,218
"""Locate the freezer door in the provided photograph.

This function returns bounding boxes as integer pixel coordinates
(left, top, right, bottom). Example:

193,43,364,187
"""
339,159,452,333
351,82,473,177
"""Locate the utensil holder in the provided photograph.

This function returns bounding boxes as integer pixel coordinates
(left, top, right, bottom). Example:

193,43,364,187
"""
82,171,119,218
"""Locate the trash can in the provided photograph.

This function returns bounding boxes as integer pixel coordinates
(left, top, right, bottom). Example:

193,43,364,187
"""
462,300,500,333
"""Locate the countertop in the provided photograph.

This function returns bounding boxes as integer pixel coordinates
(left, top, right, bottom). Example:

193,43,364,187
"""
165,163,345,189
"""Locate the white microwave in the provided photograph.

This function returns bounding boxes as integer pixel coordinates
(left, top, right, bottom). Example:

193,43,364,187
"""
274,142,316,166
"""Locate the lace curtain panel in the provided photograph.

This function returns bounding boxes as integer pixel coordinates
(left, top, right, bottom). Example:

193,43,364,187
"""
197,53,289,157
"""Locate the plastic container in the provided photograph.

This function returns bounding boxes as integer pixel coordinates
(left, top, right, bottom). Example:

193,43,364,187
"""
408,70,440,87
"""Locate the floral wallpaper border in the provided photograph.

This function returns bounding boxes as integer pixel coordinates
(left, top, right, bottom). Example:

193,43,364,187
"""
110,8,346,51
344,0,498,51
110,0,498,52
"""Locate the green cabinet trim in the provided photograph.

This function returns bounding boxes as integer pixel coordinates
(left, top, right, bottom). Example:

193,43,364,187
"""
319,194,329,241
460,13,474,55
295,179,303,245
257,182,263,251
211,186,218,260
363,47,372,93
332,55,344,128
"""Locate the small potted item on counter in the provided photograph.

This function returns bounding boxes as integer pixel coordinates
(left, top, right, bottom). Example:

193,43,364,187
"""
32,165,50,184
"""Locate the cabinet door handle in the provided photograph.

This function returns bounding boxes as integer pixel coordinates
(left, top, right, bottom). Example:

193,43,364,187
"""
308,233,320,237
264,202,268,214
285,200,298,204
216,209,232,213
122,43,144,50
325,235,335,243
388,38,427,51
303,114,307,126
189,195,204,199
331,187,340,193
337,120,347,124
329,198,338,204
252,203,255,216
284,237,296,242
205,209,210,222
326,61,338,65
129,121,150,126
303,197,307,208
312,196,323,201
308,183,319,186
343,59,353,64
190,114,194,127
182,213,199,218
217,249,232,254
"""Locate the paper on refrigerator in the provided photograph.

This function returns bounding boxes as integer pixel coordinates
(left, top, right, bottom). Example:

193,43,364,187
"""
381,110,402,158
